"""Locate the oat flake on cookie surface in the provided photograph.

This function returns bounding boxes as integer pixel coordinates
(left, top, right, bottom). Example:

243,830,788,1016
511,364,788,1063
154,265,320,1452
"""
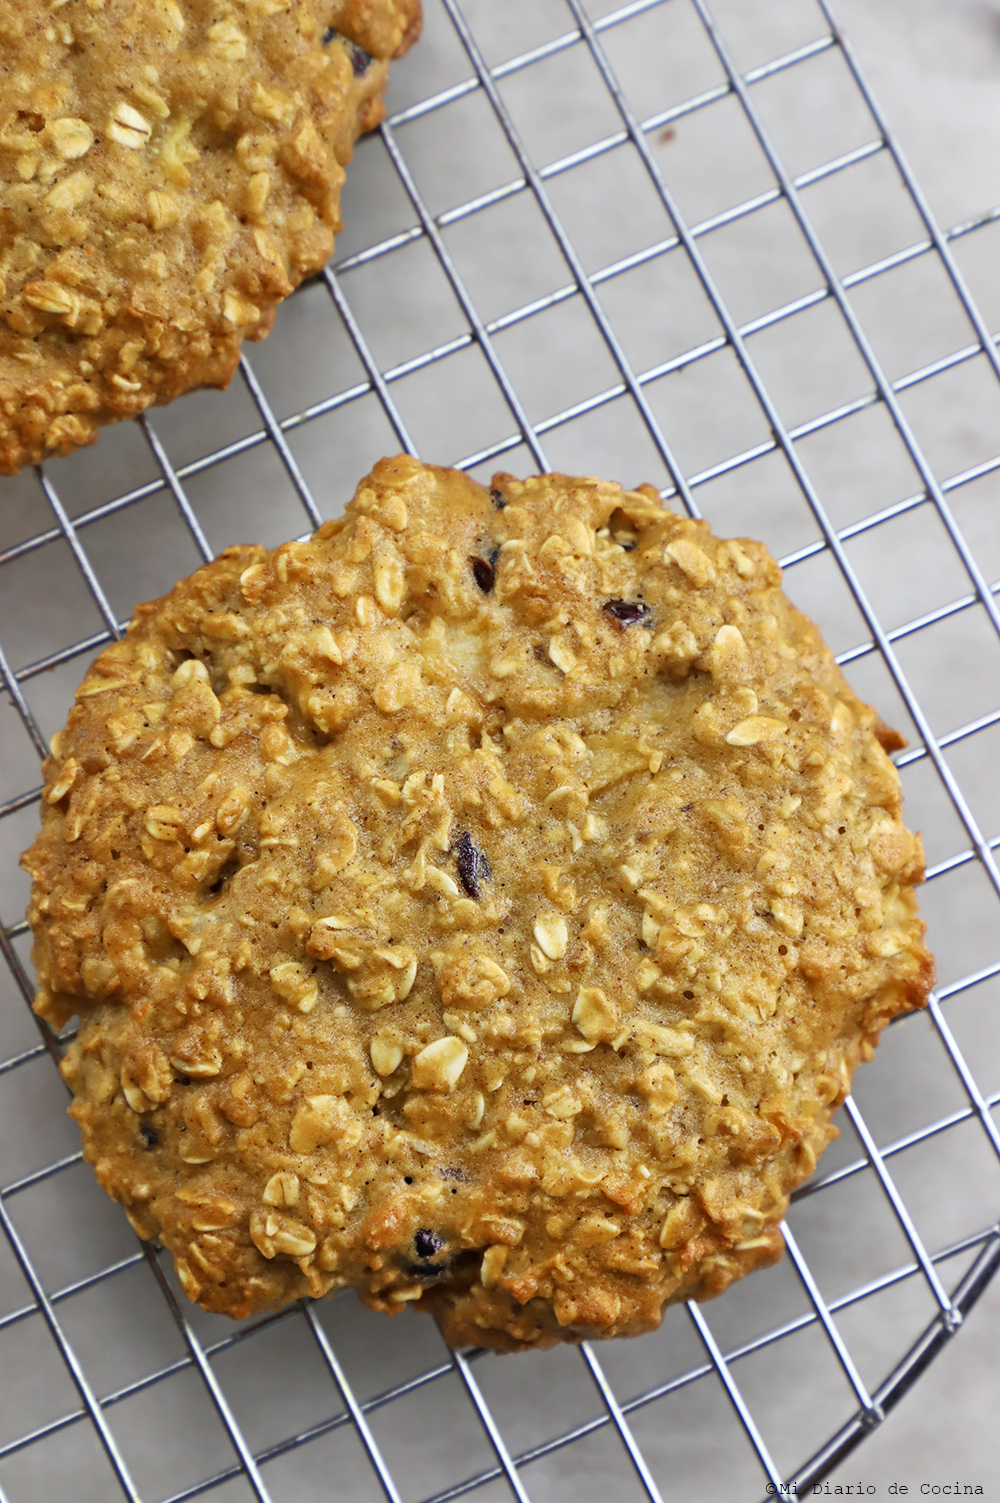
22,457,933,1351
0,0,421,474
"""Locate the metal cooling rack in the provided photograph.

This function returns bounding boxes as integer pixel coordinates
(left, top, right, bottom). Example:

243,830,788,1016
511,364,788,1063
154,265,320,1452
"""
1,1,999,1499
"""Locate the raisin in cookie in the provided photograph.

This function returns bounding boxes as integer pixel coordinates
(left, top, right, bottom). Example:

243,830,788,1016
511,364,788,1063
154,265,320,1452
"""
22,458,932,1350
0,0,420,475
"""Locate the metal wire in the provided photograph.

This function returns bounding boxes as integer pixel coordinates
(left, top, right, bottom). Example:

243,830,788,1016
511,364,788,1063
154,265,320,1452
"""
1,1,999,1499
578,1343,666,1503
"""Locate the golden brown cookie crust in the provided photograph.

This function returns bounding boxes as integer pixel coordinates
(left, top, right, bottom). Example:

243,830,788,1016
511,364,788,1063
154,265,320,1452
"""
22,459,932,1350
0,0,421,475
329,0,422,56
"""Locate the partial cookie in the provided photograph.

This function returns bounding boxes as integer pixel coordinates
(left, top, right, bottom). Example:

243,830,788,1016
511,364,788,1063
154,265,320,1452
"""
22,458,932,1350
0,0,421,475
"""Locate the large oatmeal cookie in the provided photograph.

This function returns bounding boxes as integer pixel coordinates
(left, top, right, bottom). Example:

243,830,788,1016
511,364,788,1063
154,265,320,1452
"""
22,458,932,1350
0,0,421,475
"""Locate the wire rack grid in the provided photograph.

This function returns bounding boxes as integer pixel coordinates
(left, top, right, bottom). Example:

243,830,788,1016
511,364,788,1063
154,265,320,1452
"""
1,0,999,1499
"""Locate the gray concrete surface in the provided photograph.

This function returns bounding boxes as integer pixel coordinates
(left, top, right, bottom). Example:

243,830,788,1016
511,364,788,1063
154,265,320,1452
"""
807,0,1000,1492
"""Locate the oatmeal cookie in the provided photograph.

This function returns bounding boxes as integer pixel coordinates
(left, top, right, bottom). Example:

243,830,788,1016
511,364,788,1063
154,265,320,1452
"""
22,458,932,1350
0,0,421,475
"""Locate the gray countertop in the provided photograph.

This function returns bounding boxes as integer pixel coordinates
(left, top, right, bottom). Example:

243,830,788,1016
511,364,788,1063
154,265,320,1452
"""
795,0,1000,1491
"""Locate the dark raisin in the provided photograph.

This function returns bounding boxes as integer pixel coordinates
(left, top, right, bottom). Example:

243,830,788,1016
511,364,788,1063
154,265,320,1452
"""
603,599,652,627
404,1228,451,1280
322,29,373,74
348,40,373,74
490,487,506,509
454,832,490,899
403,1259,452,1281
415,1228,444,1259
470,556,494,594
139,1123,159,1148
